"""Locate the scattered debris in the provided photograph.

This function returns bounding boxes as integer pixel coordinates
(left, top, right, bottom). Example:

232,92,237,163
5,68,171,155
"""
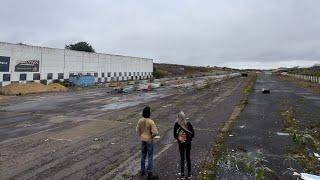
94,138,99,141
111,142,116,145
276,132,289,136
44,139,49,142
314,152,320,160
241,73,248,77
293,172,300,176
301,173,320,180
123,86,135,93
262,88,270,94
239,125,245,128
150,83,161,89
229,134,234,137
127,122,133,125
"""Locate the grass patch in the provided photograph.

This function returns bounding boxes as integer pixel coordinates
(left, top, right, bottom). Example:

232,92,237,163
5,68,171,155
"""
280,106,298,129
280,105,320,175
220,150,276,180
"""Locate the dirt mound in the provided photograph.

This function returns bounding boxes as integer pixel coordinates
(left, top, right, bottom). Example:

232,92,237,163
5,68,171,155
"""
0,83,67,95
47,83,68,92
0,95,9,102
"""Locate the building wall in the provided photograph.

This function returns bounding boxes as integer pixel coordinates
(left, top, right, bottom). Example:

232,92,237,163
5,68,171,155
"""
0,42,153,86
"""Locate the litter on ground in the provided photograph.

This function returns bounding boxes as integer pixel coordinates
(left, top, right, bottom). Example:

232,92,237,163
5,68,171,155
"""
276,132,289,136
262,88,270,94
301,173,320,180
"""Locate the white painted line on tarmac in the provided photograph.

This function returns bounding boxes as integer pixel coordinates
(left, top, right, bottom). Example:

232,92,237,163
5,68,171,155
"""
50,138,73,142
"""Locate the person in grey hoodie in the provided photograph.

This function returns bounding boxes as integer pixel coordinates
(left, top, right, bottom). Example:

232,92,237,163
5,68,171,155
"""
173,111,195,179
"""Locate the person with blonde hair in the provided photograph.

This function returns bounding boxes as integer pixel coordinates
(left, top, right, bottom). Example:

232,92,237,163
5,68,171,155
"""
173,111,195,179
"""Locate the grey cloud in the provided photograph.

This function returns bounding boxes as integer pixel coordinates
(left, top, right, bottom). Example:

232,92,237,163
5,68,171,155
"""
0,0,319,69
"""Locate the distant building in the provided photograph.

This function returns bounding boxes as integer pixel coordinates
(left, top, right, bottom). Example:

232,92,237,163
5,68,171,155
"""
0,42,153,86
311,64,320,70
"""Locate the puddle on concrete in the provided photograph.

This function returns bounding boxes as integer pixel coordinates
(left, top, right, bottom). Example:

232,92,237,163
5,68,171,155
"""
101,101,142,110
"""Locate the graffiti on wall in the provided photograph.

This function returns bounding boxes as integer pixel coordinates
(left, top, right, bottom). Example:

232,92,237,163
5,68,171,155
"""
0,56,10,72
15,60,39,72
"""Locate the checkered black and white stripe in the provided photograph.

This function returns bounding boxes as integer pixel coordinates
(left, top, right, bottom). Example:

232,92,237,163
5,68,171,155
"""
0,72,153,86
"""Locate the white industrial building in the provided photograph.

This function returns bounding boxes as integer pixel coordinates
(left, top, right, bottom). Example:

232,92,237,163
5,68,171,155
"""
0,42,153,86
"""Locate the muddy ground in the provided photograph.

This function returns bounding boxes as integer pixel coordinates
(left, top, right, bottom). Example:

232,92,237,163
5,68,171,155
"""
0,75,250,180
216,74,320,180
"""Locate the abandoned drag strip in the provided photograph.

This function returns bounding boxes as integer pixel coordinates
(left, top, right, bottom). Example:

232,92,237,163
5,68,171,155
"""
0,74,247,179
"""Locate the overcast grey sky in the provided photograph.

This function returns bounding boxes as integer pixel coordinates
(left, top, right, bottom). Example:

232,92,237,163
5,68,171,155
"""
0,0,319,69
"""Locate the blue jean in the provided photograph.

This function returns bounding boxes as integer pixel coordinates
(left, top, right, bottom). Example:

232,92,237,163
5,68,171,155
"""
141,140,154,173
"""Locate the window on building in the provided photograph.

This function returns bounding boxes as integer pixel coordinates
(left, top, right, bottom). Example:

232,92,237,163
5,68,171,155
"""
87,73,91,76
119,72,122,76
33,73,40,80
129,72,131,76
69,73,75,77
58,73,64,79
47,73,53,80
94,73,98,77
114,72,117,77
133,72,136,76
102,73,105,77
124,72,127,76
137,72,139,76
107,72,111,77
20,74,27,81
3,74,10,81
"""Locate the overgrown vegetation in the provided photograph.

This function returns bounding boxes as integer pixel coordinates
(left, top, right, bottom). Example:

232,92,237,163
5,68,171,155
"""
152,66,166,79
152,63,236,79
221,150,275,180
280,105,320,174
198,73,257,179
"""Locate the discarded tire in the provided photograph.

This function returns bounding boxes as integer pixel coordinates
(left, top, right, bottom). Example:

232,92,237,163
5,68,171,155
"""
262,88,270,94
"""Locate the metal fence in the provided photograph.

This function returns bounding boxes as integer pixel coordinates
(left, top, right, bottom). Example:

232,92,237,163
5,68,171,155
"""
286,73,320,84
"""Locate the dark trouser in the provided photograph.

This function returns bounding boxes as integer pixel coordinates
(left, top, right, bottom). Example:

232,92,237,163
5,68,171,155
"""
178,141,191,175
141,140,154,173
